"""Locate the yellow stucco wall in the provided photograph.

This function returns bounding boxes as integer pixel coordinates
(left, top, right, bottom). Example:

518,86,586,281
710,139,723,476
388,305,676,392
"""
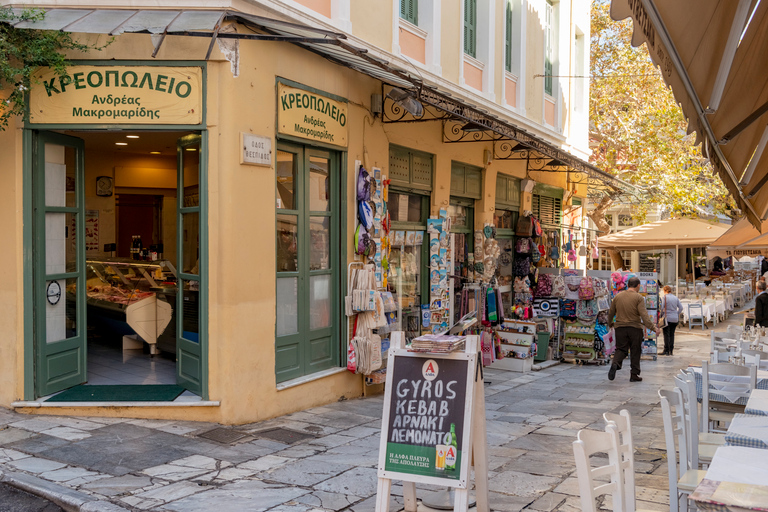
1,24,576,424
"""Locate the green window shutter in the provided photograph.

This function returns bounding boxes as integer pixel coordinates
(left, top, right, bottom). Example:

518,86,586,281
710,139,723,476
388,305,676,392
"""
505,2,513,72
389,145,433,191
400,0,418,25
544,0,553,95
451,162,482,199
464,0,476,58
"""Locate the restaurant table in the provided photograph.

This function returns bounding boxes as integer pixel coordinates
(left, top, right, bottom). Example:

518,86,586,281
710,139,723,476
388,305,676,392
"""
690,446,768,511
746,389,768,416
689,366,768,405
681,300,718,325
725,413,768,449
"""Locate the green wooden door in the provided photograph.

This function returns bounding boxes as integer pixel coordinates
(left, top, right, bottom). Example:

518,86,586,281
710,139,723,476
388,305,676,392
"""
176,134,206,395
34,131,87,397
275,143,339,383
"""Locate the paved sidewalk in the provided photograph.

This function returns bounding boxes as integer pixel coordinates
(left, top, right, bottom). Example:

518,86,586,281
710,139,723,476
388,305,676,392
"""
0,317,725,511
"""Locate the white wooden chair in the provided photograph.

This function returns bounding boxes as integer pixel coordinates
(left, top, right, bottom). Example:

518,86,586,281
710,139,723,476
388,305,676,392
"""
687,304,706,330
603,410,636,511
659,388,707,512
727,325,743,338
710,331,737,354
673,373,719,468
572,425,654,512
701,360,756,433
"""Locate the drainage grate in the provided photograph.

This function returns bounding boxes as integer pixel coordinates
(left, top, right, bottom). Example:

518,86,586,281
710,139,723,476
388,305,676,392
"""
198,427,250,445
253,427,316,444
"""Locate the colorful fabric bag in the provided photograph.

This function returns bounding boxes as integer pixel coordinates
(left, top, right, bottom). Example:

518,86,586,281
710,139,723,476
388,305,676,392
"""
514,257,531,277
530,215,543,237
552,275,566,298
560,299,577,317
576,299,598,321
578,276,595,300
516,215,533,237
514,276,531,293
535,274,552,297
516,237,531,253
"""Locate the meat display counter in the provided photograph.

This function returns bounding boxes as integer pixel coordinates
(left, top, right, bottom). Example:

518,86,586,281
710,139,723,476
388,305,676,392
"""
85,259,176,354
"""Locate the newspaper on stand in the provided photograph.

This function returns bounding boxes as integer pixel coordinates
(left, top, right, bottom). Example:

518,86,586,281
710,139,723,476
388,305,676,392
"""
409,334,466,354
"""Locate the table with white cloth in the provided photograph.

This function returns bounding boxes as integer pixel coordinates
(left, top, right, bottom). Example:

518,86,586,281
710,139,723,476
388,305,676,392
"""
689,366,768,405
690,446,768,511
746,389,768,416
680,300,719,325
725,413,768,449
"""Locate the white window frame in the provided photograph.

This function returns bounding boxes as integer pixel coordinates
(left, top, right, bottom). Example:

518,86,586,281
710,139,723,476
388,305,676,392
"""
460,0,496,101
392,0,442,75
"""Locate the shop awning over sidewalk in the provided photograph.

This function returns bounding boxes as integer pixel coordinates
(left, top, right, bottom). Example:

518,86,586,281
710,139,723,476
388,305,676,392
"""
610,0,768,229
4,7,638,197
598,218,731,250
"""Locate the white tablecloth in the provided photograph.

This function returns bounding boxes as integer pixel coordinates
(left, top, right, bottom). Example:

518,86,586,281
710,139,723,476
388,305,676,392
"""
704,446,768,486
681,300,717,323
725,414,768,449
746,389,768,416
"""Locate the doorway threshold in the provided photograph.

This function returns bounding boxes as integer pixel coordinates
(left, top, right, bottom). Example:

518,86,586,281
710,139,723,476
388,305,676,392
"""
12,390,220,408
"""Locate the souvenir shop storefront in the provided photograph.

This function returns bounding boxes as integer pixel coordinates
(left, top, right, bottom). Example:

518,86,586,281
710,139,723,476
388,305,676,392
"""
0,9,635,424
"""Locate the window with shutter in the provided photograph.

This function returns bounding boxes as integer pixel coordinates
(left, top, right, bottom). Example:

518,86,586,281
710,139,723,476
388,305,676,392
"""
544,0,554,96
400,0,418,25
389,145,433,192
450,162,482,199
532,194,562,226
464,0,476,58
505,1,513,72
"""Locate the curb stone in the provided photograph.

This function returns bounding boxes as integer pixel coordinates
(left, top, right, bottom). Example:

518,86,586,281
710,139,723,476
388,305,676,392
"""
0,468,129,512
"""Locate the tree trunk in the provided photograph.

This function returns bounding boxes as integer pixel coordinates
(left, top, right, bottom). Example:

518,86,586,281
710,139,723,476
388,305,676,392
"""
608,249,626,271
588,195,614,235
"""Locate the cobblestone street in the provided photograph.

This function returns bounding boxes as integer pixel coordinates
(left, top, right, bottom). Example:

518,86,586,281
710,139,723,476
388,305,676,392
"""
0,322,719,511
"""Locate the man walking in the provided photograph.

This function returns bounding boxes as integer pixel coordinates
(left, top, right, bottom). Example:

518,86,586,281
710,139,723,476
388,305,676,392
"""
755,281,768,327
607,276,660,382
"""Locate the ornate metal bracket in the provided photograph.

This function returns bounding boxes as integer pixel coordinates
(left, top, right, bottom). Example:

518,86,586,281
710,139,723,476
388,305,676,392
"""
381,85,453,123
442,120,504,143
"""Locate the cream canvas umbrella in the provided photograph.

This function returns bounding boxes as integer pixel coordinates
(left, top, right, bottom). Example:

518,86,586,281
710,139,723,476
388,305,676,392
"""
708,217,768,259
610,0,768,229
599,218,731,284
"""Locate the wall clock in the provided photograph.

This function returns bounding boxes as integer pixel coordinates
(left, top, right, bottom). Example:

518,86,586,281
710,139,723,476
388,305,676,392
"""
96,176,113,197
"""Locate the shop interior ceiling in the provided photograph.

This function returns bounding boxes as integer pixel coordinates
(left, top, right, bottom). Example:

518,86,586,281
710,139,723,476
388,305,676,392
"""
60,131,183,156
7,7,638,199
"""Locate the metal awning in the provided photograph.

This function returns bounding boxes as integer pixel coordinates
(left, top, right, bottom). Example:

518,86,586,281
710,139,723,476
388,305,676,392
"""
4,7,633,195
610,0,768,230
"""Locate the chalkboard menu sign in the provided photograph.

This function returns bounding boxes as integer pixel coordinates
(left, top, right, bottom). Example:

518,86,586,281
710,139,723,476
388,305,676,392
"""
380,354,471,483
639,254,656,273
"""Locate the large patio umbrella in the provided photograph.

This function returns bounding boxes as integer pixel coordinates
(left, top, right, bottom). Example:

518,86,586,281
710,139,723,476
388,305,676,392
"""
599,218,731,283
610,0,768,230
708,217,768,259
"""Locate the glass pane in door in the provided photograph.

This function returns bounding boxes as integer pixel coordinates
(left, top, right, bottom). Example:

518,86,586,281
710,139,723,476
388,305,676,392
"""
181,212,200,274
309,217,330,270
309,157,330,211
44,144,77,207
181,284,200,343
277,151,297,210
276,277,298,335
309,274,331,330
276,215,298,272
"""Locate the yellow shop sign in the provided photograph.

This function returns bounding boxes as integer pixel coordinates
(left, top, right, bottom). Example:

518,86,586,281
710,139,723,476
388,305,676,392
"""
29,66,203,125
277,83,348,147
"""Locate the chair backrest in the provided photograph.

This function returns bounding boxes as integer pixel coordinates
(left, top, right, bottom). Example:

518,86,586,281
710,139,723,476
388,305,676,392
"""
702,360,757,430
743,351,762,367
572,425,625,512
659,388,688,512
674,372,699,469
710,331,735,353
688,303,703,315
603,410,636,512
712,349,737,363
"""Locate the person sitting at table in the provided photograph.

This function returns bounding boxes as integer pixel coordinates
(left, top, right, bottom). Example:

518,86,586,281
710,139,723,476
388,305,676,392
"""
711,257,725,277
756,281,768,327
694,262,704,280
660,285,684,356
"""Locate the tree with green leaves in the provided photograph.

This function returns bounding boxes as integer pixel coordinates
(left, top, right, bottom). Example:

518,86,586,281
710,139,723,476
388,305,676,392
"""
0,7,107,130
589,0,734,223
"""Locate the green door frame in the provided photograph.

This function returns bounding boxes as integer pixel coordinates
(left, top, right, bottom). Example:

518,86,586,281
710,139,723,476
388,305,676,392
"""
275,141,341,383
31,131,88,397
176,133,208,398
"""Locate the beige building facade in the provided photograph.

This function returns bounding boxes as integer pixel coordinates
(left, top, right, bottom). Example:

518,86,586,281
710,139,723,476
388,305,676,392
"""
0,0,613,424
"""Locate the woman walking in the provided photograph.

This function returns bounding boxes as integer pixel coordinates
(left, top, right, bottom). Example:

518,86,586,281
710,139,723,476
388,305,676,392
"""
660,285,684,355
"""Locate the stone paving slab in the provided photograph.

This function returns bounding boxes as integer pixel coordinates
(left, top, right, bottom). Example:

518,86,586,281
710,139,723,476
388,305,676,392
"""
0,315,728,511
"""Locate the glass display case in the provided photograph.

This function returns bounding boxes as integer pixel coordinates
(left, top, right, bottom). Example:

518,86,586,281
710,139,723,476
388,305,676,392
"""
85,258,176,353
388,240,424,340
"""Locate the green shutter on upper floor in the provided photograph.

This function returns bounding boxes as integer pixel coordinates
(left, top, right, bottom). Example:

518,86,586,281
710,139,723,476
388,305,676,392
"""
464,0,476,58
505,2,513,72
400,0,418,25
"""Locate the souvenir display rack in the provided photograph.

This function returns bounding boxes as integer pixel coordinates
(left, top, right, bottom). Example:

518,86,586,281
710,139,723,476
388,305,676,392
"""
561,318,602,365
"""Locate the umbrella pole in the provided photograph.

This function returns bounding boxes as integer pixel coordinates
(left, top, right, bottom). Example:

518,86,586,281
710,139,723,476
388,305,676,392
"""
675,244,679,293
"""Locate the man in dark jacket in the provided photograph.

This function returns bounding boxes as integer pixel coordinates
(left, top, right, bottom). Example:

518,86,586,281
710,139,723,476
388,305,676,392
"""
755,281,768,327
607,277,660,382
762,257,768,277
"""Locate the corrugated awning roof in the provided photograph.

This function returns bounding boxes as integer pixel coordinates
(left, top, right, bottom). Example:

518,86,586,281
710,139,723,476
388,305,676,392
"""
4,7,633,194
